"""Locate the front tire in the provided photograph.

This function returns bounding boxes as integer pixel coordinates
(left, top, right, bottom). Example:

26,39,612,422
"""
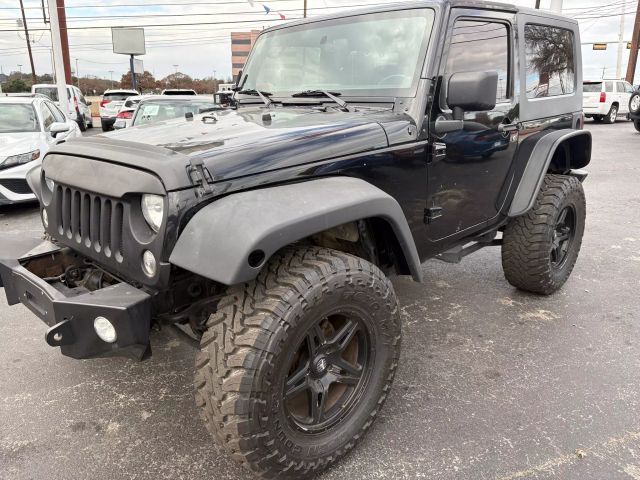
194,246,401,478
77,116,87,132
634,120,640,132
502,174,586,295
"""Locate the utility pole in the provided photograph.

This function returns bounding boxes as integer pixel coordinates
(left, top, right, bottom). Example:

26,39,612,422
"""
47,0,69,115
627,0,640,84
58,0,72,84
550,0,562,13
19,0,37,83
109,70,114,88
616,0,627,79
534,0,540,8
75,58,79,89
304,0,307,18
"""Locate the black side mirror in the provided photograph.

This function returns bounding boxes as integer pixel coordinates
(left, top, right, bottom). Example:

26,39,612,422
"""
447,71,498,119
433,71,499,135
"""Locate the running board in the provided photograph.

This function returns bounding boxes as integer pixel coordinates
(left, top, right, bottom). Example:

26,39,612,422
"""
436,239,502,264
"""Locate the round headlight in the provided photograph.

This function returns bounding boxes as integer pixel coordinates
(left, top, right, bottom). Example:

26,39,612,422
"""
142,250,157,278
141,194,164,233
94,316,117,343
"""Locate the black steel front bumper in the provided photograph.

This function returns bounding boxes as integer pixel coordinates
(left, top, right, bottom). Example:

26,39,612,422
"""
0,234,151,360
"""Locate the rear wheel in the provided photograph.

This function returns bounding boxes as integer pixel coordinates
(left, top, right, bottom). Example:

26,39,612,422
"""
502,174,585,295
635,120,640,132
77,116,86,132
194,246,401,478
603,104,618,124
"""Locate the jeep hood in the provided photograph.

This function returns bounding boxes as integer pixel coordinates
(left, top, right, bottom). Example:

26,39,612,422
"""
47,106,413,191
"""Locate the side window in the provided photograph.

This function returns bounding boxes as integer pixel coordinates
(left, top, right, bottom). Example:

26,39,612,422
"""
524,24,575,98
39,103,56,130
45,102,65,122
445,20,510,104
76,89,87,104
623,82,634,93
605,81,614,92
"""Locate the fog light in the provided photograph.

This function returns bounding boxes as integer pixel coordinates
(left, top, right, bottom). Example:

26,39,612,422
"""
94,316,117,343
142,250,157,277
42,209,48,227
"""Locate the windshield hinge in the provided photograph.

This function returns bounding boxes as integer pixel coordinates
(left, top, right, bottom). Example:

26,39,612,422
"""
187,158,214,197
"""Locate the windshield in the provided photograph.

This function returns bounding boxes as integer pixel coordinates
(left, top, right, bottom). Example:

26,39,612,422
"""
240,8,435,98
582,82,602,93
104,92,137,101
132,100,217,126
0,104,39,133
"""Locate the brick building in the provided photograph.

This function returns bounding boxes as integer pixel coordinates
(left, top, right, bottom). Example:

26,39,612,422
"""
231,30,260,78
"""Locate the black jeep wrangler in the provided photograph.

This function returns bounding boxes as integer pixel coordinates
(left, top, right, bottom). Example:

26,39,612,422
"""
0,1,591,477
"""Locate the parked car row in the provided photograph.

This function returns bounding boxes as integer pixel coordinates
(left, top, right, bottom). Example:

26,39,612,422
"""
0,94,82,205
31,83,93,131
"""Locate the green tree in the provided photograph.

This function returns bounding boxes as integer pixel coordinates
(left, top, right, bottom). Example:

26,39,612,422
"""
2,78,30,93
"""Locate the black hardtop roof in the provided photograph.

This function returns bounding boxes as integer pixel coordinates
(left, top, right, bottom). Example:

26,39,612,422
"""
262,0,577,34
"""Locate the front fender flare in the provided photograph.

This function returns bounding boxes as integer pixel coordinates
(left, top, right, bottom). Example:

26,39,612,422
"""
169,177,423,285
508,129,591,217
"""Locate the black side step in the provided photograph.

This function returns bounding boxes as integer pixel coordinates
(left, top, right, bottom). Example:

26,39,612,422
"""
436,239,502,264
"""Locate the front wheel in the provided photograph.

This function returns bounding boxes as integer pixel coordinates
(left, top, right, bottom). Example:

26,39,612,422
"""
634,120,640,132
194,246,401,478
77,116,87,132
502,174,586,295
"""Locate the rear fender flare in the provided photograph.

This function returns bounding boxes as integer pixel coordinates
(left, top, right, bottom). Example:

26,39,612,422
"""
169,177,424,285
508,129,591,217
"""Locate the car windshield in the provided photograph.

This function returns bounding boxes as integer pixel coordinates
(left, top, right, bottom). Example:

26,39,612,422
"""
132,100,217,126
582,82,602,93
0,104,39,133
240,8,435,98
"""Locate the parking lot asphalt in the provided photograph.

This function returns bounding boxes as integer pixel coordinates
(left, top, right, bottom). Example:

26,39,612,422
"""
1,121,639,480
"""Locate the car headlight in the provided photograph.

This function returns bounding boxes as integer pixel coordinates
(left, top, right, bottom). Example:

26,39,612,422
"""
1,149,40,168
141,194,164,232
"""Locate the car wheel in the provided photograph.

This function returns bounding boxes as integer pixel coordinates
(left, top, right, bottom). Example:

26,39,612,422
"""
502,174,586,295
77,117,87,132
101,123,111,132
629,92,640,115
194,246,401,478
604,104,618,124
592,115,603,123
634,120,640,133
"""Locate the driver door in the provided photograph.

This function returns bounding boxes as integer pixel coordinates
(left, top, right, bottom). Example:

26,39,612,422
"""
427,10,519,242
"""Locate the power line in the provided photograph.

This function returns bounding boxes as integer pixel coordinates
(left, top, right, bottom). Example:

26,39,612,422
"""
0,0,306,9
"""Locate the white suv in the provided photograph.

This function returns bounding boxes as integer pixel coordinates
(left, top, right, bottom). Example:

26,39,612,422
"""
99,89,139,131
31,84,93,131
583,79,636,124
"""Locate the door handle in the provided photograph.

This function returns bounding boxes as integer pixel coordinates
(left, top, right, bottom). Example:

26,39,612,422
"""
498,122,519,133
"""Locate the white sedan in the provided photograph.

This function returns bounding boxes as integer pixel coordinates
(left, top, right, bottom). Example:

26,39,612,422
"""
0,94,81,206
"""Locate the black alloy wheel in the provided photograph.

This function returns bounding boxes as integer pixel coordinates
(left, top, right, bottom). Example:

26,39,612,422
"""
284,312,371,432
550,206,576,268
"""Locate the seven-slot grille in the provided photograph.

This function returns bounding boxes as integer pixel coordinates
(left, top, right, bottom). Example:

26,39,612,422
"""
54,185,125,263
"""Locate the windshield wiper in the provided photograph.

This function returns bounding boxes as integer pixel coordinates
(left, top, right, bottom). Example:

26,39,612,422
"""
290,90,352,112
236,88,273,108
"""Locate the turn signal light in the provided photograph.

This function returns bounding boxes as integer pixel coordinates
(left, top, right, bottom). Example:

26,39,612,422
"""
116,110,133,119
599,92,606,103
99,99,111,107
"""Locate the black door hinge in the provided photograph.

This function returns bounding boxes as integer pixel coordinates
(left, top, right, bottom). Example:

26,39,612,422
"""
424,206,443,224
429,142,446,163
187,158,214,197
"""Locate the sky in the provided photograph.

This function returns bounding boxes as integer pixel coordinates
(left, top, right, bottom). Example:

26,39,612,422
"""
0,0,638,83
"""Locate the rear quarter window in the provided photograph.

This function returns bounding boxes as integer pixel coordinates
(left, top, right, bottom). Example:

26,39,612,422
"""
524,24,576,98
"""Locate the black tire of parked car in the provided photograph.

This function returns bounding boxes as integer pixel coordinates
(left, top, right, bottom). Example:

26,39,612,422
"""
603,104,618,124
502,174,586,295
630,92,640,114
77,116,87,132
194,246,401,478
634,120,640,133
101,123,111,132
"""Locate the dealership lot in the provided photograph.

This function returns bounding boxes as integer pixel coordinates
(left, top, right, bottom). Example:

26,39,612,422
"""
1,121,639,480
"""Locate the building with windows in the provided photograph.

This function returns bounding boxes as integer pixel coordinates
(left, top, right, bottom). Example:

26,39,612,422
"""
231,30,260,78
